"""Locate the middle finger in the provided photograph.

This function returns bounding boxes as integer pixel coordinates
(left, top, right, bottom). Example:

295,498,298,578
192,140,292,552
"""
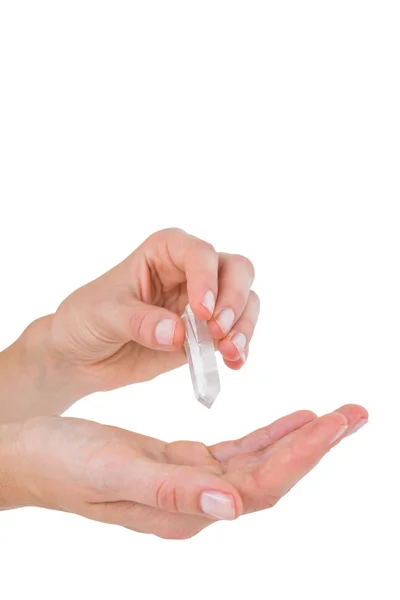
208,253,255,340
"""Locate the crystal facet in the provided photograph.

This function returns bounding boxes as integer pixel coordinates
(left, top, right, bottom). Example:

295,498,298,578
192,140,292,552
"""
182,304,221,408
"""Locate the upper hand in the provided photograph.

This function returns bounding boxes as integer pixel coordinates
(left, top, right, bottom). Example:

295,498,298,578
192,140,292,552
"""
48,228,259,394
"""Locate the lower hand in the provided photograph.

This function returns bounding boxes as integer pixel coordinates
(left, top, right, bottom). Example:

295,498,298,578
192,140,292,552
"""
0,404,368,539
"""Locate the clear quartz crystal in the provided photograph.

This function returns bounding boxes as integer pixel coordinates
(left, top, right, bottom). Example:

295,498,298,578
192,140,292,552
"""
182,304,220,408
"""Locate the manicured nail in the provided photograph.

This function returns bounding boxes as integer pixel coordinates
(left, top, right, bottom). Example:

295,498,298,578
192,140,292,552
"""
347,418,368,437
241,350,247,363
155,319,176,345
201,291,216,316
216,308,235,334
330,424,348,445
200,491,236,520
231,332,246,355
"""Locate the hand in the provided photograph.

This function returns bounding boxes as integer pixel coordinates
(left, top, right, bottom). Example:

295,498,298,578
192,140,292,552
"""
48,228,259,395
1,228,259,421
0,404,368,539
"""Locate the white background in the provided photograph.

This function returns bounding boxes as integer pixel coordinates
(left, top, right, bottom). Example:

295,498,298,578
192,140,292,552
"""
0,1,399,598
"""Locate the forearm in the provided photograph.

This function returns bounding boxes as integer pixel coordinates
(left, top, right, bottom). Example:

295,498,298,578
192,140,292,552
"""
0,317,89,424
0,421,28,509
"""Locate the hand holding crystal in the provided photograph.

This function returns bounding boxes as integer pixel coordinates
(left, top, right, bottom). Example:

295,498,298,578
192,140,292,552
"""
0,227,369,539
41,227,259,403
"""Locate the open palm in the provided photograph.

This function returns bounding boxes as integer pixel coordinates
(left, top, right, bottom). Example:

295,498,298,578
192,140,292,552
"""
12,403,367,539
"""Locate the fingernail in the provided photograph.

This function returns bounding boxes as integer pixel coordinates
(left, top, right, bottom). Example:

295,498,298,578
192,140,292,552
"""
200,491,236,520
347,418,368,437
201,291,216,316
330,424,348,445
241,350,247,364
231,332,247,355
215,308,235,334
155,319,176,345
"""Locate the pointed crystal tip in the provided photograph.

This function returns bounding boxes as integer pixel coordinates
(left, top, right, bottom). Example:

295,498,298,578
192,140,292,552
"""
182,304,221,408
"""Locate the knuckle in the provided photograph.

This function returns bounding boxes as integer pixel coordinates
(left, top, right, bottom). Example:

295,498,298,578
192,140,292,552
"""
156,477,179,513
166,440,205,460
163,227,186,238
186,238,216,260
145,227,186,248
234,254,255,280
155,227,185,239
164,441,185,463
201,240,216,255
249,289,260,310
189,441,209,455
128,310,147,340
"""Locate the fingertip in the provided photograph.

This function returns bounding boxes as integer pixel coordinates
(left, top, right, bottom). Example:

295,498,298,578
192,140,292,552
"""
186,288,217,324
190,301,213,322
224,484,244,519
330,411,349,428
332,404,369,434
332,404,369,440
200,290,216,318
199,481,243,521
223,355,245,371
294,412,349,451
219,338,240,361
172,318,186,349
335,403,369,421
208,319,227,340
154,316,185,350
293,409,318,422
213,308,236,338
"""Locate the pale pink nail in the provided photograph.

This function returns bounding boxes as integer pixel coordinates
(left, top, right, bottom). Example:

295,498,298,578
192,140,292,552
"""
200,491,236,520
216,308,235,334
330,424,348,445
347,418,368,437
201,291,216,316
155,319,176,345
231,332,246,355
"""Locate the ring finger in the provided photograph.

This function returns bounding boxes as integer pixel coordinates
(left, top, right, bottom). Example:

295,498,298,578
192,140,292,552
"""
218,289,260,364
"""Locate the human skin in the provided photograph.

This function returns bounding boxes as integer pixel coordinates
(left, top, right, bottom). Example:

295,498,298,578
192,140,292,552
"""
0,228,368,538
0,228,259,423
0,405,367,539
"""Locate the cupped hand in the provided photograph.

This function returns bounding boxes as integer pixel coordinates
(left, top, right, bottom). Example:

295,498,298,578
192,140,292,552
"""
2,404,368,539
46,228,259,394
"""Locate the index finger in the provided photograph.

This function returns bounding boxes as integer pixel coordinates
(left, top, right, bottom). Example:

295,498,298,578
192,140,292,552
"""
224,410,350,513
144,228,219,320
208,410,317,462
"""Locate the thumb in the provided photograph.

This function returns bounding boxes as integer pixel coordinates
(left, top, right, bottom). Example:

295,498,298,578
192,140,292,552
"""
127,299,186,351
106,456,243,521
97,295,186,351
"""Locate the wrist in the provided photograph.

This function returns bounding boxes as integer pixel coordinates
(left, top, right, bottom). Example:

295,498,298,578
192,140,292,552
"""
0,316,92,423
21,315,95,409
